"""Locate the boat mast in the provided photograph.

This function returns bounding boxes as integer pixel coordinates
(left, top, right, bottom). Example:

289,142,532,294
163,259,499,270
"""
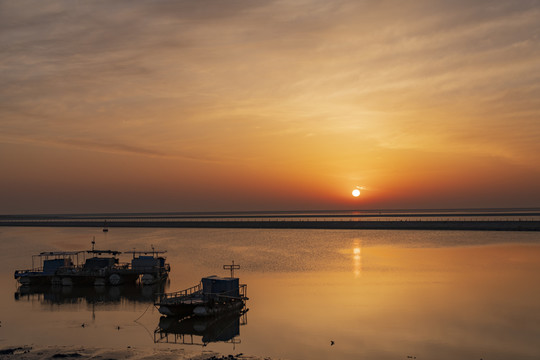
223,261,240,278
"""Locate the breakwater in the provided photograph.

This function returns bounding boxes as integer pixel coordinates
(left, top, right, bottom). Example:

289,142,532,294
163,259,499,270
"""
1,219,539,231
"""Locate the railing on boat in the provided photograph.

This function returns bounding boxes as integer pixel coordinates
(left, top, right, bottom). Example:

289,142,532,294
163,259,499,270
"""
16,263,170,278
55,262,168,272
14,268,43,276
156,283,203,303
156,283,248,304
211,284,248,301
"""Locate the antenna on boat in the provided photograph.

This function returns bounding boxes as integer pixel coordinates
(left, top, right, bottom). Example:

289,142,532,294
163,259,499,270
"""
223,260,240,278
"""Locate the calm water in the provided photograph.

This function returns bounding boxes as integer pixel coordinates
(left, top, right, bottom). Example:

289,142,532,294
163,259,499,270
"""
1,227,539,359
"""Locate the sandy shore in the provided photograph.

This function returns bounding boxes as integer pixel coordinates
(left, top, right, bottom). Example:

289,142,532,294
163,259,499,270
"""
0,345,265,360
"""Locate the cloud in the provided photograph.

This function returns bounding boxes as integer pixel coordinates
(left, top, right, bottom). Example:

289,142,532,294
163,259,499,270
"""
1,0,539,211
0,132,225,162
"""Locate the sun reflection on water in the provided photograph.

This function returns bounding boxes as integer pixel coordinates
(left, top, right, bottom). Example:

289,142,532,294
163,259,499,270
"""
353,240,362,278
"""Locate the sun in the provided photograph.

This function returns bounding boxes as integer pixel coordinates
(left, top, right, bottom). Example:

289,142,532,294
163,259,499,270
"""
352,189,361,197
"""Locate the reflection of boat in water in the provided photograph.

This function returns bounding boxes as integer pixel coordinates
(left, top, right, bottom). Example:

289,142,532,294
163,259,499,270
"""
14,239,170,286
155,262,248,318
14,282,165,305
154,309,248,346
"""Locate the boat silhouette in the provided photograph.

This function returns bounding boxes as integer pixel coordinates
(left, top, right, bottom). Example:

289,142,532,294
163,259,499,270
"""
14,239,170,286
155,262,247,318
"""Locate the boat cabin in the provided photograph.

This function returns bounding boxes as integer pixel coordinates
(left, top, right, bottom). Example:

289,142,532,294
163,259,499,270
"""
42,258,73,274
126,249,170,284
202,276,240,298
130,253,166,272
83,250,120,270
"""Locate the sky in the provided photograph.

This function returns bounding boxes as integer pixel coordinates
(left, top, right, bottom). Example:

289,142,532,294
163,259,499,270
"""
1,0,540,214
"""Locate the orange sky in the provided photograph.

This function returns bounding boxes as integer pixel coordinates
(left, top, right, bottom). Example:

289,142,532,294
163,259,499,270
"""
1,0,540,213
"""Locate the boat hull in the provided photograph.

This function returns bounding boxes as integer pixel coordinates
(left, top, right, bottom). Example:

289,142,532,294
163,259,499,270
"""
156,298,246,318
157,303,198,317
14,273,52,286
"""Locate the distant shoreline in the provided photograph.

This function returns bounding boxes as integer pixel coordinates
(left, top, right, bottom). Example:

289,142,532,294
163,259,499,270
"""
1,219,539,231
2,208,540,219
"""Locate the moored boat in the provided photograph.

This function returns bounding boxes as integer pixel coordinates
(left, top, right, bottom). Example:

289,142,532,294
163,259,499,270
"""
125,248,170,285
15,239,171,287
14,251,82,285
155,262,247,318
55,246,128,286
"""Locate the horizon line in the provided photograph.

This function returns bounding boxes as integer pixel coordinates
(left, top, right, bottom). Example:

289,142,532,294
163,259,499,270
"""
2,206,540,218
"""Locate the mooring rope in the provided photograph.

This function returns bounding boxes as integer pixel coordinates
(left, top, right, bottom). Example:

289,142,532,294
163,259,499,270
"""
134,302,152,322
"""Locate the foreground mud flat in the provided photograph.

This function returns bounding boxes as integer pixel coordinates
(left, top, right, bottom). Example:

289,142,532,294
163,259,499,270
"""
0,346,265,360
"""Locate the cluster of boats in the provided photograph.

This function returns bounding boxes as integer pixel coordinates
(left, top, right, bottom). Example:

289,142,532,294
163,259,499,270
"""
14,239,249,342
14,239,170,286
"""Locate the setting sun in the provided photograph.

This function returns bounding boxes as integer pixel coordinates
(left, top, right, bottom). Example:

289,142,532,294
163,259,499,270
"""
1,0,539,214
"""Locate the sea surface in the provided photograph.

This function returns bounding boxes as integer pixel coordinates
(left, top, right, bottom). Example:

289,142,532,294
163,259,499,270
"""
1,227,539,359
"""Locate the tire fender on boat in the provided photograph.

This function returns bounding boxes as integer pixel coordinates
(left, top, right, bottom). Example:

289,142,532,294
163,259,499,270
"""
157,306,175,316
193,306,211,316
109,273,123,285
141,274,155,285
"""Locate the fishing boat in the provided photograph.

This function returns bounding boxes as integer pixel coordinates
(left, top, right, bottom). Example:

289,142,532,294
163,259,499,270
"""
54,245,127,286
56,241,170,286
14,251,83,285
124,247,170,285
155,262,248,318
15,239,170,287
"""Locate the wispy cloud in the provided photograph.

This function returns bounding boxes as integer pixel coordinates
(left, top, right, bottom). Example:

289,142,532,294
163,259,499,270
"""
1,0,539,211
0,131,226,162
